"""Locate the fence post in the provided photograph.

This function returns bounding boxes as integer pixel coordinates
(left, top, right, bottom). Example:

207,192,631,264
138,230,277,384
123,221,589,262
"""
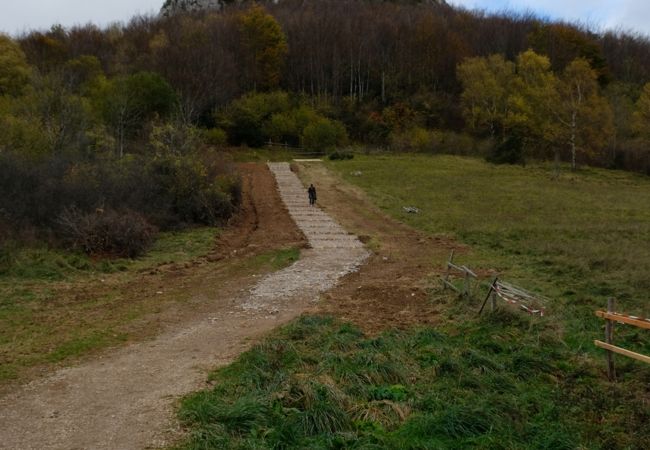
463,269,471,299
479,277,498,315
441,250,454,292
606,298,616,381
490,288,497,312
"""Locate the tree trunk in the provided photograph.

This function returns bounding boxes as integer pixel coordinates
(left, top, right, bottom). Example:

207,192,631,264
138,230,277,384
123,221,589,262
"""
570,109,577,171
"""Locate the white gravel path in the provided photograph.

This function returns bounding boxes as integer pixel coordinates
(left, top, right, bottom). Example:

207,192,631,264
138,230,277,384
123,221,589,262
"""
243,163,369,312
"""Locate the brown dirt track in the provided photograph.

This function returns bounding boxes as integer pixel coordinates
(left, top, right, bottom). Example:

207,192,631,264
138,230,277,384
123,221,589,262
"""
296,161,461,334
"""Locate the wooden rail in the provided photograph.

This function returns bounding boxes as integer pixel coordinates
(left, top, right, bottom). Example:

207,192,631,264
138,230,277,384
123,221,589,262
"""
440,250,477,299
595,298,650,381
479,278,547,316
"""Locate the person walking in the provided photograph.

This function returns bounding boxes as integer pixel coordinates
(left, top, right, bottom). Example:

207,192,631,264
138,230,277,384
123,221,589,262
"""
308,184,317,206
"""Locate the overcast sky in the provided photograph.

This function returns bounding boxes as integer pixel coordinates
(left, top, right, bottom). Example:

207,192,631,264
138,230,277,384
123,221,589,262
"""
1,1,649,37
449,0,650,36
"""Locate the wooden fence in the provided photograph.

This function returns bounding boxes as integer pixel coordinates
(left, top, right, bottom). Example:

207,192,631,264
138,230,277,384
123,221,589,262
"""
266,140,324,158
594,298,650,381
440,250,477,299
479,278,547,316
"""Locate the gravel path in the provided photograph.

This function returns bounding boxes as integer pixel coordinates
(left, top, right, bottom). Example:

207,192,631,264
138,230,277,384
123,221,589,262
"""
243,163,369,313
0,163,368,450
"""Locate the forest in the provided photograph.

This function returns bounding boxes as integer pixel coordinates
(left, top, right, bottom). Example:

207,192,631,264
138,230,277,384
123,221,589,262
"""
2,0,650,258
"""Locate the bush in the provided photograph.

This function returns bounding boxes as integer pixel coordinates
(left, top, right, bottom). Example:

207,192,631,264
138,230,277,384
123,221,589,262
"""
302,118,348,153
329,151,354,161
614,139,650,175
204,128,228,146
487,134,525,165
390,127,433,152
57,208,156,258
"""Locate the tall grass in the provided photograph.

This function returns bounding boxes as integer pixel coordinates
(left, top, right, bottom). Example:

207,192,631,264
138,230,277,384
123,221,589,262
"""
176,315,649,449
177,156,650,448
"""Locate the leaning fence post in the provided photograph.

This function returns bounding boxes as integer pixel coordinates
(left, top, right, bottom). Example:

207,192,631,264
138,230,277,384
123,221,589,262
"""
479,277,498,315
606,298,616,381
441,250,454,292
463,269,471,299
490,288,497,312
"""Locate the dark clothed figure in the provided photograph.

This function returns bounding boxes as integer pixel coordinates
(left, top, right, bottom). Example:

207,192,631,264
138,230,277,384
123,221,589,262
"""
308,184,317,206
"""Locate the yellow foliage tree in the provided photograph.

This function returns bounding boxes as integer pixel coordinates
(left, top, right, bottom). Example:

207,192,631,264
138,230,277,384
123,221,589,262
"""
239,5,288,91
0,35,31,97
458,54,515,138
633,82,650,139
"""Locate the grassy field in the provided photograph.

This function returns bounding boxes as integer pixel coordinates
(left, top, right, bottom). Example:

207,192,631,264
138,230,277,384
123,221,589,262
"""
0,228,300,384
176,155,649,449
328,155,650,354
177,315,648,449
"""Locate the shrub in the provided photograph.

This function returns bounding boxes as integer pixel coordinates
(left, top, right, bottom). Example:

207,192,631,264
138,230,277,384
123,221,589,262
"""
390,127,433,152
203,128,228,147
329,151,354,161
57,207,156,258
302,118,348,153
487,134,525,165
614,139,650,175
149,121,202,156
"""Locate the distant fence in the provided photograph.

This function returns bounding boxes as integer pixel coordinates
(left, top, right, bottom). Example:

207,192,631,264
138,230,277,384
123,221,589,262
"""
595,298,650,381
266,140,324,158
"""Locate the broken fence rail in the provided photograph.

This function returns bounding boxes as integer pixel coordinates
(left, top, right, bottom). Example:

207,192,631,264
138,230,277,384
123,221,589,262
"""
440,250,477,299
594,298,650,381
479,278,548,316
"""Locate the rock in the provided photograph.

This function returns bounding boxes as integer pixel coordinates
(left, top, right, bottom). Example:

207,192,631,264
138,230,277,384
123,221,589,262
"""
161,0,280,16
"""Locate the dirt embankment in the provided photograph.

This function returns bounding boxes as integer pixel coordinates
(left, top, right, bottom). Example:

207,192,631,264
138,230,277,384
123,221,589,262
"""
296,162,462,334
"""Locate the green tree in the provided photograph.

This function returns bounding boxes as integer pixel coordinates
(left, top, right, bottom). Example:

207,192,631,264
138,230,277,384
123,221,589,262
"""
552,59,614,170
302,117,348,153
458,54,515,138
633,82,650,139
239,5,288,91
508,50,558,158
93,72,177,157
217,91,291,147
0,74,90,157
0,35,31,97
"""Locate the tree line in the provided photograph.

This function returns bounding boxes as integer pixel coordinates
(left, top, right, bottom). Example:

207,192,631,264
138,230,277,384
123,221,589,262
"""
2,0,650,259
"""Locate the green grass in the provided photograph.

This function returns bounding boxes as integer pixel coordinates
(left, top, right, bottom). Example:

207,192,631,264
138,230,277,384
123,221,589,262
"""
0,227,218,282
176,155,650,449
176,315,650,449
248,247,301,271
0,227,219,383
327,155,650,356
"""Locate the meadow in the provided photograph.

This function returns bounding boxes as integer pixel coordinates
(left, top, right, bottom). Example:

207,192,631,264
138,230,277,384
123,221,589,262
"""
329,155,650,354
177,155,650,449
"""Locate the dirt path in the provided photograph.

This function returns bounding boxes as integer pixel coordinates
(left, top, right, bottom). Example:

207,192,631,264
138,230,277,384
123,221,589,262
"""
0,163,368,450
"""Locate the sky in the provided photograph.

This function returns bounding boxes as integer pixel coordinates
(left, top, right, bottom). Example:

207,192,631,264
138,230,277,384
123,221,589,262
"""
0,0,649,37
1,0,163,36
449,0,650,36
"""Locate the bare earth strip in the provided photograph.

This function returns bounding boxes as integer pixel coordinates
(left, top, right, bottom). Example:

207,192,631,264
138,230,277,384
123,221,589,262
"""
0,163,368,450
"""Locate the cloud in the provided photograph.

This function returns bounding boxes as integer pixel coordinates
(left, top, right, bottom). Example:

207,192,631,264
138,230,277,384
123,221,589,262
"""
448,0,650,36
1,0,162,35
